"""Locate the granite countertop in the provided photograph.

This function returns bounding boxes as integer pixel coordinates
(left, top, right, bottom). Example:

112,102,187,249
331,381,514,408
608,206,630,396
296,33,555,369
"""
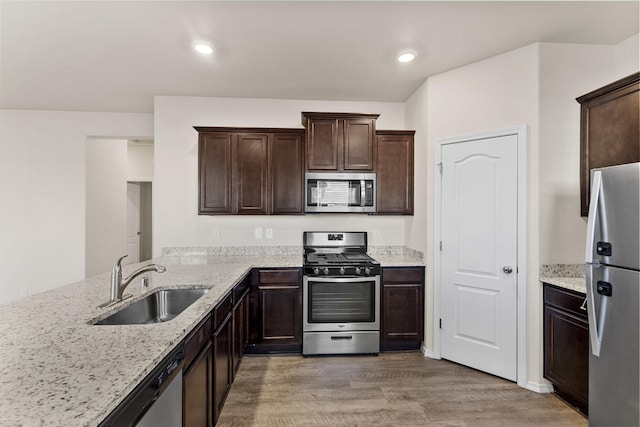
541,277,587,294
539,264,586,294
0,251,423,426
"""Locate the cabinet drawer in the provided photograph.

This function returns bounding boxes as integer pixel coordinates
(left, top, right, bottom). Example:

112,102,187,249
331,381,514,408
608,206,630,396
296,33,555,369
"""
213,292,232,330
382,267,424,284
544,284,587,319
184,314,211,370
259,269,301,285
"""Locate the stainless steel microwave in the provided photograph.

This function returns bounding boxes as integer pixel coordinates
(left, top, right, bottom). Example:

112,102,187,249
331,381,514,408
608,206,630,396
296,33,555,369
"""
305,172,376,213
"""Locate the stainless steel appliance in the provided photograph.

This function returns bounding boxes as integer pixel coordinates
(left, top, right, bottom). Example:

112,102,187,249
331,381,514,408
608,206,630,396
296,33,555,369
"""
99,345,184,427
585,162,640,426
305,172,376,213
302,231,380,355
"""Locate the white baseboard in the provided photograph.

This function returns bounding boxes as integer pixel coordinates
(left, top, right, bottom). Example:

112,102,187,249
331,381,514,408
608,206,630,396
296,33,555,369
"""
526,380,554,394
421,345,437,359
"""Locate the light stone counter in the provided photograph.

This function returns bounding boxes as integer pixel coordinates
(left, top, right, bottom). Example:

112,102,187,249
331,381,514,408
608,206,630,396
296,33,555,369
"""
541,277,587,294
0,250,422,426
540,263,587,294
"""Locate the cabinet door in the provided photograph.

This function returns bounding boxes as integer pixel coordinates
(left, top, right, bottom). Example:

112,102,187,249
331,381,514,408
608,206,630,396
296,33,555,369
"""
199,133,232,214
306,118,339,170
543,284,589,414
259,285,302,345
213,315,232,424
232,292,248,380
271,132,304,214
344,117,376,170
381,267,424,351
376,132,414,214
183,341,212,427
578,72,640,216
234,133,269,214
247,269,302,353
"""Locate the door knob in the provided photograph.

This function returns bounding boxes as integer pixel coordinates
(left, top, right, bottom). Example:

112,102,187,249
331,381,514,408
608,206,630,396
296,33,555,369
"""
503,266,513,274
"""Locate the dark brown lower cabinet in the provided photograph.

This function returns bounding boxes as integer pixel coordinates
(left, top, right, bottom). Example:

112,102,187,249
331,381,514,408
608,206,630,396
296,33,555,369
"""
212,293,233,424
381,267,425,351
543,283,589,414
183,314,212,427
182,276,250,426
183,341,212,427
232,277,250,380
247,268,302,354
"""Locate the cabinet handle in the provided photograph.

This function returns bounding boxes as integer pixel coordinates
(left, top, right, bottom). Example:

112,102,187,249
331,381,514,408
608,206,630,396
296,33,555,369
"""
580,298,587,311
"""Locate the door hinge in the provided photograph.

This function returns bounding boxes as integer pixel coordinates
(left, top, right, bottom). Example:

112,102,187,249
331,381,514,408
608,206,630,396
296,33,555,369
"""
437,162,443,175
439,318,442,329
439,241,443,251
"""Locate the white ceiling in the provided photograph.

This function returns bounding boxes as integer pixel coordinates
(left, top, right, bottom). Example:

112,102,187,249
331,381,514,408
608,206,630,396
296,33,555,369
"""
1,1,638,113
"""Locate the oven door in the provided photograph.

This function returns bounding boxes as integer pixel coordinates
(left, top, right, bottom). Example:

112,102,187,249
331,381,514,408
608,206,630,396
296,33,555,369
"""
303,275,380,332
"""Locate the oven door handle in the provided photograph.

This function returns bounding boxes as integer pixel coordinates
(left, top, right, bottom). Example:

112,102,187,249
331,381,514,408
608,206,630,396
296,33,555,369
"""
305,276,379,284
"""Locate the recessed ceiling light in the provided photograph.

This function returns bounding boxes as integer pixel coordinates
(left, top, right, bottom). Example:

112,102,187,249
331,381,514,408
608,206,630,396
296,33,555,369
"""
397,52,416,63
194,43,213,55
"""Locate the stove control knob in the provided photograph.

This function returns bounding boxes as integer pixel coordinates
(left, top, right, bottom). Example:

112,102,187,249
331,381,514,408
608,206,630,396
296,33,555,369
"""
355,267,361,275
323,267,329,275
313,268,320,276
339,267,345,275
364,267,371,276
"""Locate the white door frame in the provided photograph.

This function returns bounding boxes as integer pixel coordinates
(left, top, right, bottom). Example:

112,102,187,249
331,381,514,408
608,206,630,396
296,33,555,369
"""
433,125,527,388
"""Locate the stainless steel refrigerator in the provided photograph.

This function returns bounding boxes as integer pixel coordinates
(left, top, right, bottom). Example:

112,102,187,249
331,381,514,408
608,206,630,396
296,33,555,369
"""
586,162,640,426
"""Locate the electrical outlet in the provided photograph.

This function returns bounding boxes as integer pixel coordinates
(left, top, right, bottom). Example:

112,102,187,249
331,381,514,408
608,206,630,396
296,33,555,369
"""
373,229,381,238
266,228,273,239
20,287,29,297
254,227,263,239
212,227,220,239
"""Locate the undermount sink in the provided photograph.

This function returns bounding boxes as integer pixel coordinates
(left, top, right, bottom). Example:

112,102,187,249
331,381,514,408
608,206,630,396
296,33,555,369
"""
95,288,210,325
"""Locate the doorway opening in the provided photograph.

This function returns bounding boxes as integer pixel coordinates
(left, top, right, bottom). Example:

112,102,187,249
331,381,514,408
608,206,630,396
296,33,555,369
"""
85,138,154,277
127,181,153,263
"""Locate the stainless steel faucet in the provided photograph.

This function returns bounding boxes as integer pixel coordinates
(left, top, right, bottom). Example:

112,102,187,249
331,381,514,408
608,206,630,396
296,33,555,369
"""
99,255,166,308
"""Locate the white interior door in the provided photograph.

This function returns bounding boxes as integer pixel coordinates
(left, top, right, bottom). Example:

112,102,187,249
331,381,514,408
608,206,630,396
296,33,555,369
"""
126,182,141,265
440,133,518,381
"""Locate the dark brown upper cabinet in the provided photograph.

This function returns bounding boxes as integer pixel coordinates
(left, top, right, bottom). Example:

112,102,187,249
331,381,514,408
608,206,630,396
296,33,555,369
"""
301,112,379,171
196,127,305,215
577,72,640,216
376,130,415,215
271,132,305,214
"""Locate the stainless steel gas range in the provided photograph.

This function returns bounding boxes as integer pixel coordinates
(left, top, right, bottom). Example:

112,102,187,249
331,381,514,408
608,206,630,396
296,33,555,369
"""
302,231,380,356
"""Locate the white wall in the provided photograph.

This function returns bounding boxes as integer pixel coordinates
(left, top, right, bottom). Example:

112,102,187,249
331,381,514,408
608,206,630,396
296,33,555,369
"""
0,110,152,304
85,139,128,277
537,35,638,265
127,141,154,182
153,96,409,255
406,37,634,389
538,43,616,264
614,33,640,77
423,45,541,379
405,82,429,257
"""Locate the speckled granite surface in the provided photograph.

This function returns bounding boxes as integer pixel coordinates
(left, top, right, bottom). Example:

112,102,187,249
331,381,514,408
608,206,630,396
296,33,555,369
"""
0,250,423,426
540,264,586,294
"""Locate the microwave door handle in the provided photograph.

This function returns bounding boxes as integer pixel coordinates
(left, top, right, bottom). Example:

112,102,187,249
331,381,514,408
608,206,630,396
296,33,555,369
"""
360,180,366,207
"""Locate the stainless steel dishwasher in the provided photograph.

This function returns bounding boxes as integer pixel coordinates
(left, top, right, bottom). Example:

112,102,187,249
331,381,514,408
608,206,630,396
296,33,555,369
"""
99,344,184,427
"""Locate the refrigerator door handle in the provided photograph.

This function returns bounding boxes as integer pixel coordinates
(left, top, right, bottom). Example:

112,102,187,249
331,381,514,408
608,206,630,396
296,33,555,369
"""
586,266,610,357
586,270,602,357
586,170,602,264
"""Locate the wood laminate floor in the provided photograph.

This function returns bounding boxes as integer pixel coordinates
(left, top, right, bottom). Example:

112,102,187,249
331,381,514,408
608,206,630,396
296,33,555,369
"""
217,352,587,427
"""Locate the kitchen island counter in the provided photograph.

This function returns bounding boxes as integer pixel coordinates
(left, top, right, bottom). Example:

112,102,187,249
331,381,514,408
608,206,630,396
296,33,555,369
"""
0,250,423,426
